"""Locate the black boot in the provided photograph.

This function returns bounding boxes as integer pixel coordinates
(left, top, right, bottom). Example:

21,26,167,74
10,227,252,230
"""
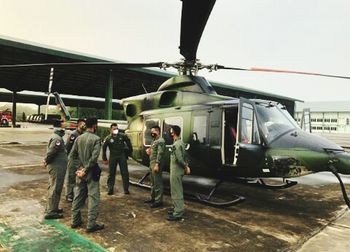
86,223,105,233
107,188,114,195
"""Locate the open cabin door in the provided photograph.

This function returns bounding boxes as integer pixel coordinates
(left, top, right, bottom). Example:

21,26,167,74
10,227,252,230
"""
233,98,264,169
222,106,238,165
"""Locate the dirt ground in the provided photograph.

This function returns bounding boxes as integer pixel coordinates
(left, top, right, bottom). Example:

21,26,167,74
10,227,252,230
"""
0,141,349,251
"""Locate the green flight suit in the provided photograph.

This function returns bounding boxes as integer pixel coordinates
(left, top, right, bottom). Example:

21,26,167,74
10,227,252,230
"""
65,129,83,200
102,133,132,193
149,137,165,203
170,138,188,218
69,131,101,229
45,130,67,215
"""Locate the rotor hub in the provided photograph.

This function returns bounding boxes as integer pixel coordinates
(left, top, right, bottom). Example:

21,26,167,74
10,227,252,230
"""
161,59,219,76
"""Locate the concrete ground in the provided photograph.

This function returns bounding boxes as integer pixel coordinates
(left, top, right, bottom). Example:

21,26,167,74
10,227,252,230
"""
1,124,350,251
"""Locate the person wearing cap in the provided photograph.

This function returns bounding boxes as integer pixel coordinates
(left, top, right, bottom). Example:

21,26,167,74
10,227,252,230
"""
69,117,104,233
144,125,165,208
102,123,133,195
167,125,191,221
43,119,68,219
64,118,86,202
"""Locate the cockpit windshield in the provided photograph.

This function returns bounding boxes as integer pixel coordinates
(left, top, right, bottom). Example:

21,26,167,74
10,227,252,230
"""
255,103,299,143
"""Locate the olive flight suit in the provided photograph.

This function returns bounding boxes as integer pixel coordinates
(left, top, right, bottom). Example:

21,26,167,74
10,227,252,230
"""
149,137,165,204
45,129,67,216
170,138,188,218
69,132,101,229
65,129,83,201
102,132,133,193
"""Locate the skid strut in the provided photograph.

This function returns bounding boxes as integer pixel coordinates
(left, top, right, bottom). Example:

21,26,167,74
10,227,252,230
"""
191,179,245,207
129,171,151,189
256,179,298,189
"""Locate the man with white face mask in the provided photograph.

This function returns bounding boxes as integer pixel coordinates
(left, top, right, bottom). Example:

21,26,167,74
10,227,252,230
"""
102,123,133,195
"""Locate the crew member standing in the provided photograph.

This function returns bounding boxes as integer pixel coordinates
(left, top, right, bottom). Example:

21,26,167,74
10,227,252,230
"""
43,119,67,219
145,125,165,208
70,117,104,233
167,125,191,221
65,118,85,202
102,123,133,195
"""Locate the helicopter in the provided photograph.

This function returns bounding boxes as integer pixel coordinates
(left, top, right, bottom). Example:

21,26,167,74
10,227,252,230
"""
1,0,350,208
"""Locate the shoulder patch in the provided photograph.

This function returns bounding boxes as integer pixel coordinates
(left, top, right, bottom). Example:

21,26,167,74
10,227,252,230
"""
55,140,61,146
70,135,76,141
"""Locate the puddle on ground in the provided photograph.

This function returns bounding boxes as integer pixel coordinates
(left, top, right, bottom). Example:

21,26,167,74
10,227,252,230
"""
0,171,47,189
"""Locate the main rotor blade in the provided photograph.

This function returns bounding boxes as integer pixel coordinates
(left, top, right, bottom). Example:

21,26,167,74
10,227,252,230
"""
0,62,164,70
45,67,54,121
216,65,350,80
179,0,216,62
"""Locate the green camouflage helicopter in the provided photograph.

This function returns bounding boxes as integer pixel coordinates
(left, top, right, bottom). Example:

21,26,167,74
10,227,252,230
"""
1,0,350,207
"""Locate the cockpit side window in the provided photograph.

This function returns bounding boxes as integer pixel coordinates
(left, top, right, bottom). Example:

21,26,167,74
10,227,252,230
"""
256,104,298,143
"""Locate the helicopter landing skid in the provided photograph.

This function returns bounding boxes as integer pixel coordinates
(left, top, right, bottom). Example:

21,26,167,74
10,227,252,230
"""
256,178,298,189
234,178,298,189
129,173,244,207
190,179,245,207
129,171,151,189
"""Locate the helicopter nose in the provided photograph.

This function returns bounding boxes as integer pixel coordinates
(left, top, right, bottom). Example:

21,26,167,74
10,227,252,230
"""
332,151,350,175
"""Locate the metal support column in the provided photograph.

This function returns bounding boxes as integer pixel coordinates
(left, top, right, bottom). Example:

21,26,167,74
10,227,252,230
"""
12,91,17,127
104,70,113,120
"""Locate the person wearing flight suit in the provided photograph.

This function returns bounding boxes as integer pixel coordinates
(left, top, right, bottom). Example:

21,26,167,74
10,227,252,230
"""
167,125,191,221
70,117,104,233
102,123,133,195
43,119,68,219
145,125,165,208
65,118,85,202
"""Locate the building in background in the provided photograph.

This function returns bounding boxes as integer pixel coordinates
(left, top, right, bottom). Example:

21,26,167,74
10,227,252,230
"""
295,101,350,133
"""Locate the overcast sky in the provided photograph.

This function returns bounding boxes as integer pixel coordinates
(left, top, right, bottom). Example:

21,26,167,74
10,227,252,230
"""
1,0,349,102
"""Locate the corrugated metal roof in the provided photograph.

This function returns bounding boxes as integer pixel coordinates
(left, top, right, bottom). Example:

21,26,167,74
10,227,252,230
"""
0,35,299,114
295,101,350,112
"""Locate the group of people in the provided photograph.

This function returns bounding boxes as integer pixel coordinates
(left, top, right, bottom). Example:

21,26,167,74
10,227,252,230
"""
145,125,191,221
43,117,104,232
43,117,191,234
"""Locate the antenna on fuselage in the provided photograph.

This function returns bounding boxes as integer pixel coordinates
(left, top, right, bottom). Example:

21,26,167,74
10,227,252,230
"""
45,67,54,120
141,83,148,94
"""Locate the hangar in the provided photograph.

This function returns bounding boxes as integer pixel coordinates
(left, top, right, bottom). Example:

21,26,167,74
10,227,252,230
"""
0,36,300,126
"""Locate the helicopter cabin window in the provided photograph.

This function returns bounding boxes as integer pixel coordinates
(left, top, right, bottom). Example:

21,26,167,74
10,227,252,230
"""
162,117,183,145
144,119,160,146
240,103,260,144
193,116,207,144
